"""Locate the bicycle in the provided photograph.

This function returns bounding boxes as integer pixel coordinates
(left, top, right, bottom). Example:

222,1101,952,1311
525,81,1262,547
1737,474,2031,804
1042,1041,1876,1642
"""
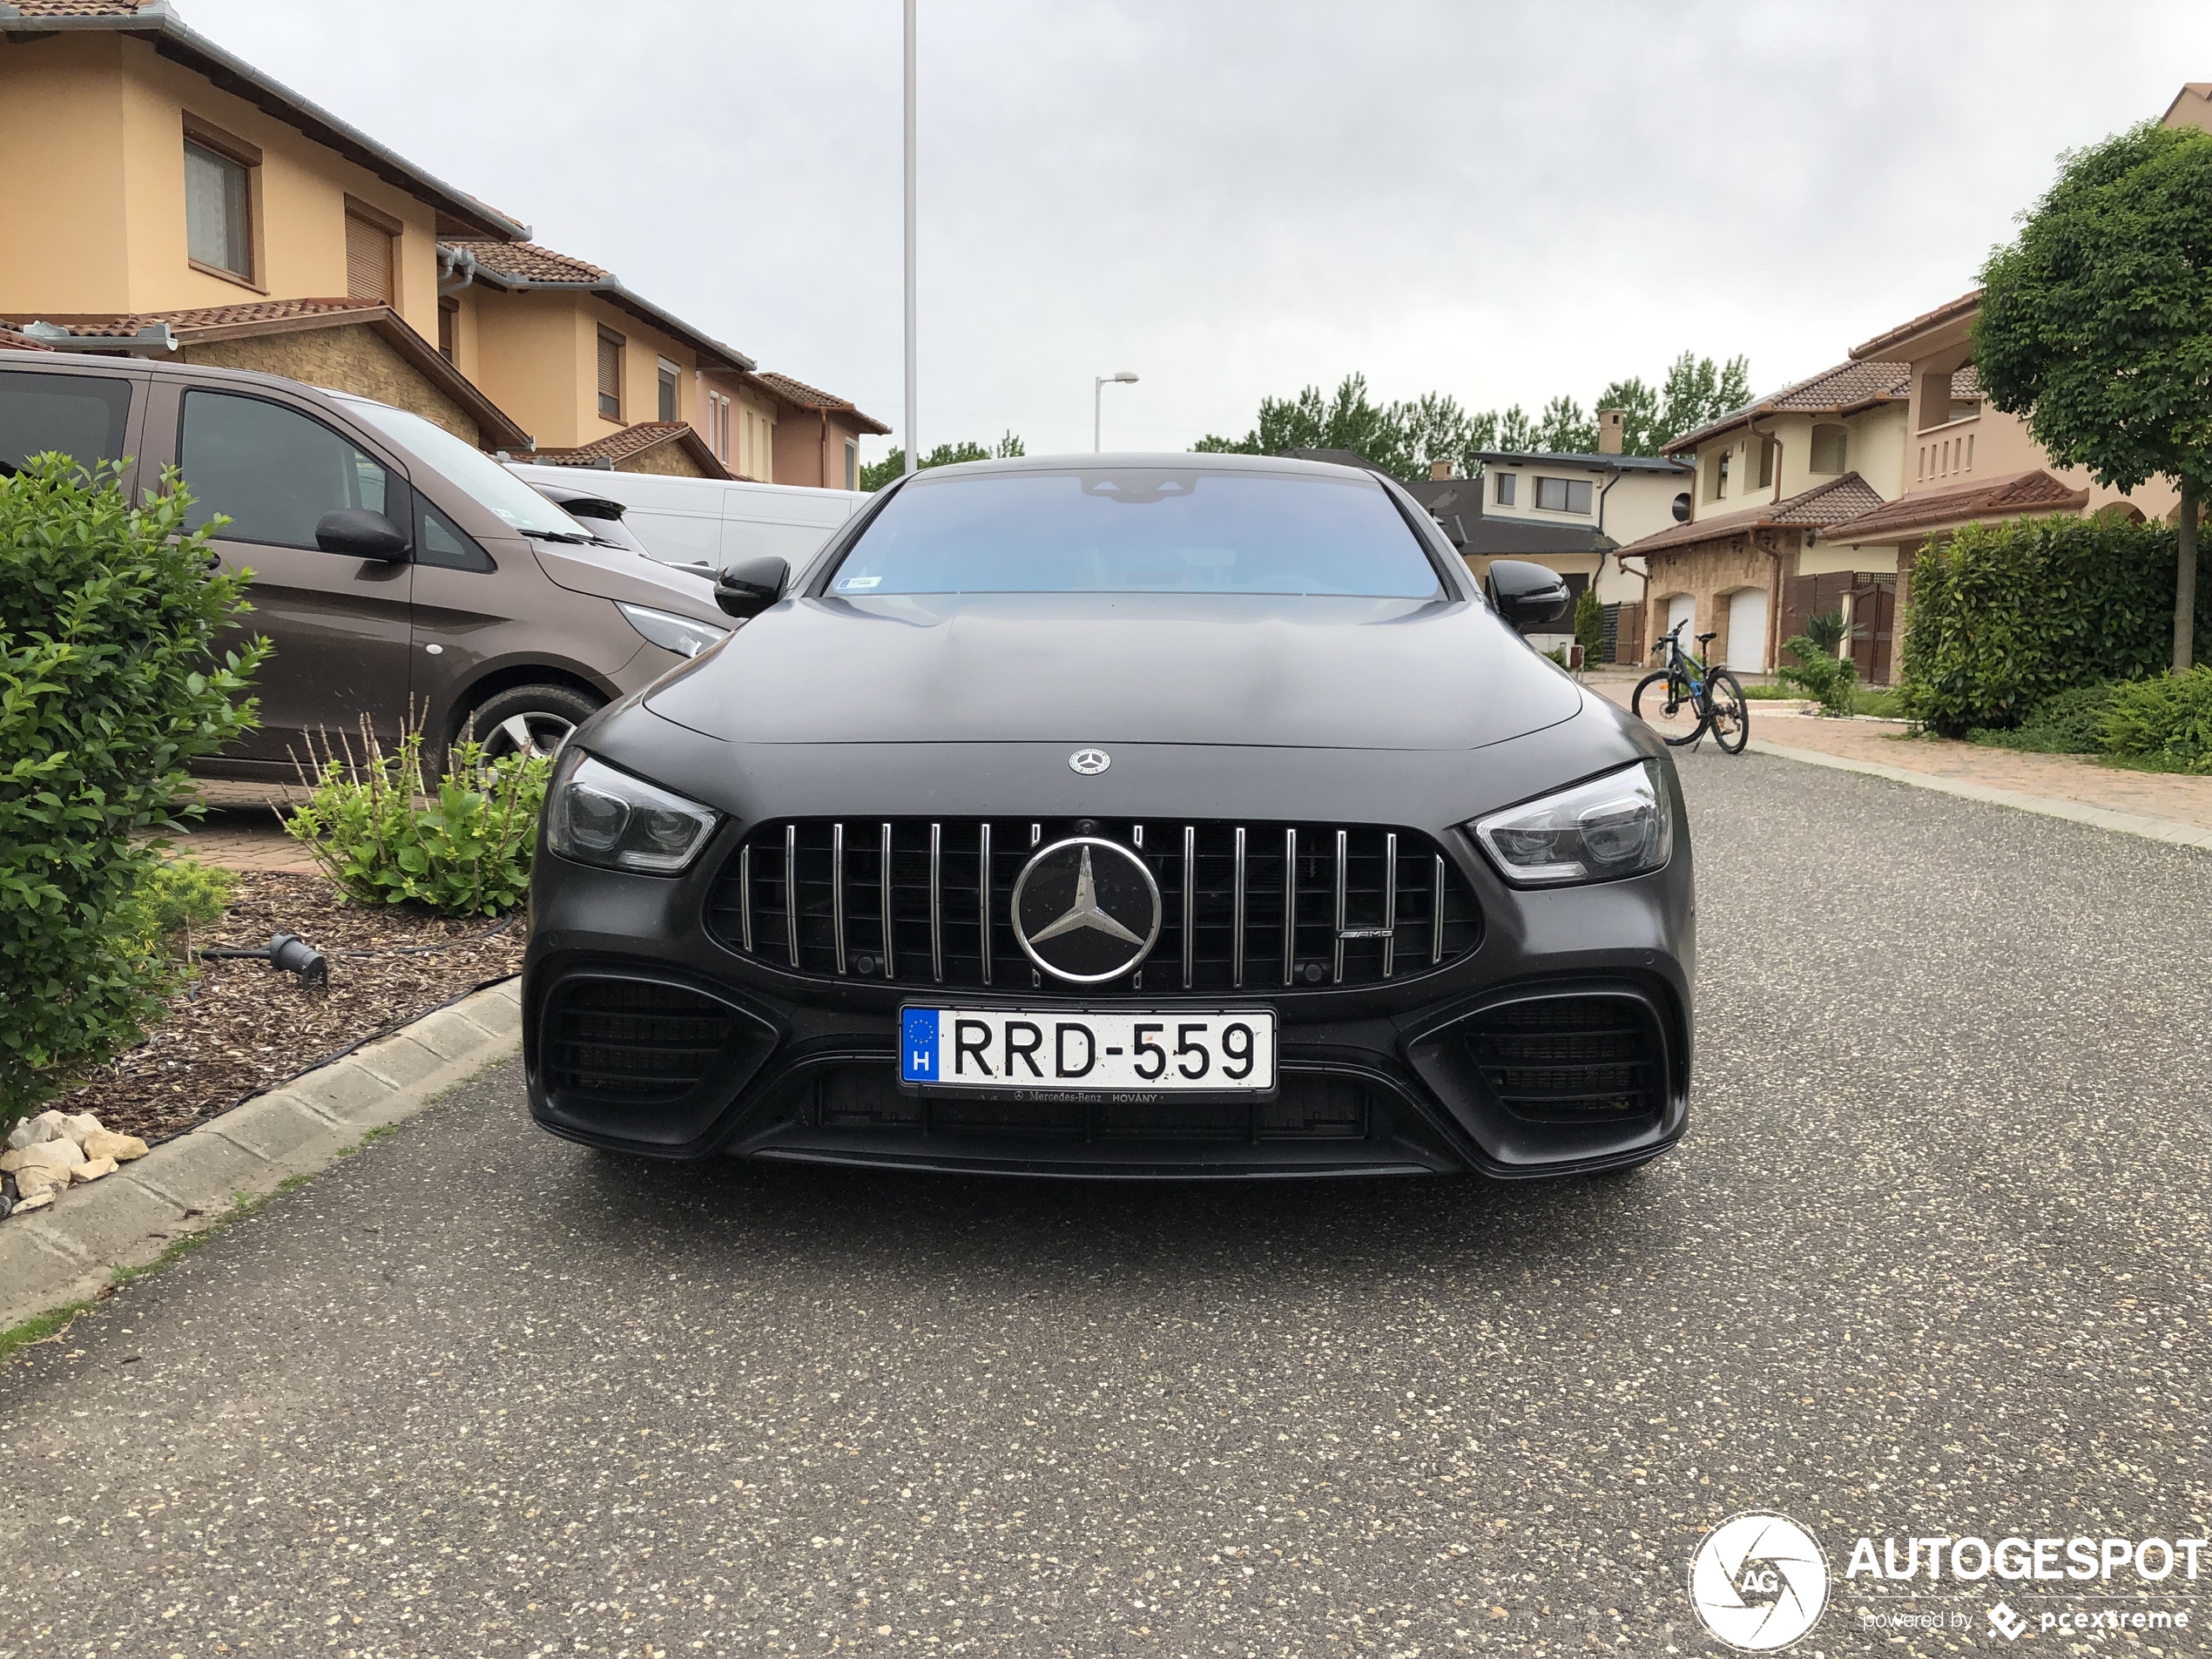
1632,620,1750,753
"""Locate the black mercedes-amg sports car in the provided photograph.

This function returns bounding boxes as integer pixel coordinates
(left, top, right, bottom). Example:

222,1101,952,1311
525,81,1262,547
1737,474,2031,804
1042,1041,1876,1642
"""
523,454,1693,1178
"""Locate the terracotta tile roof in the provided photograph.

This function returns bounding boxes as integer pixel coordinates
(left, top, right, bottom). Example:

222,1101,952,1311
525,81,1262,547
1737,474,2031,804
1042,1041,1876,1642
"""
521,421,735,481
29,298,378,337
1616,473,1889,558
1820,469,2089,543
8,2,150,12
745,370,893,435
1850,290,1981,361
0,327,57,352
1662,361,1981,455
446,240,610,285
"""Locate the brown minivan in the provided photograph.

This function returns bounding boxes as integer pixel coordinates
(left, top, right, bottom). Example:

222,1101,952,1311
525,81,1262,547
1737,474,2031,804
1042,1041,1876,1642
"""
0,352,736,776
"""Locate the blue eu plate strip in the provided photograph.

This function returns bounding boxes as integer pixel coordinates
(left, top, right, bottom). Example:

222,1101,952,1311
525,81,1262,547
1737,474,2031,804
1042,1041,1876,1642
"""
900,1008,941,1083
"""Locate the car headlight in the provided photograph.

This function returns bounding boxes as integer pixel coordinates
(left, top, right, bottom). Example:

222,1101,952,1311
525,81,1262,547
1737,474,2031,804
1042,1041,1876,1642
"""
1471,760,1673,887
546,752,718,874
615,600,729,659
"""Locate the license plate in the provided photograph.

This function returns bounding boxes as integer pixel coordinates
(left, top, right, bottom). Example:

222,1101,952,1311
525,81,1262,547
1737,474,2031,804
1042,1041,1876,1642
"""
899,1008,1276,1094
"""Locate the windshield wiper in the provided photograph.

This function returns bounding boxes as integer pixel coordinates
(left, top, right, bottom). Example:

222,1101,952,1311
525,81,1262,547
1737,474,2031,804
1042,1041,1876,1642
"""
518,527,595,544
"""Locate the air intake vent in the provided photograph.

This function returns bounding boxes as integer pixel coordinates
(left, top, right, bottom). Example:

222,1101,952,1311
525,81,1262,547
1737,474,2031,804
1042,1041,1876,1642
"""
707,819,1480,995
810,1065,1373,1141
1462,995,1665,1122
543,980,733,1105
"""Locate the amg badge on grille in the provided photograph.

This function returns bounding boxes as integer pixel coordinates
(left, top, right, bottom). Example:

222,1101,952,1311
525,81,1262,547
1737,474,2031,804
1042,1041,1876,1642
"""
1010,838,1161,983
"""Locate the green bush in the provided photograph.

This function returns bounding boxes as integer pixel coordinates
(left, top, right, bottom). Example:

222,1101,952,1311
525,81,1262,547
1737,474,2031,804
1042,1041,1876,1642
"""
1803,610,1846,656
1898,515,2212,736
1777,635,1858,717
1969,681,2124,754
285,725,547,916
0,456,264,1130
1573,588,1604,664
2101,668,2212,771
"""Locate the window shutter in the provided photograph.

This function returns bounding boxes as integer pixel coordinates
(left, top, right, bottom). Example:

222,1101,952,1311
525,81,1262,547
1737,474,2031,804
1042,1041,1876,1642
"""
344,212,392,304
597,334,624,420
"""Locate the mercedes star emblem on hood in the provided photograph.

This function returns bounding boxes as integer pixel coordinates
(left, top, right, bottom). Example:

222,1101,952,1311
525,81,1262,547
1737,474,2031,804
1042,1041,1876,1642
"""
1069,748,1111,775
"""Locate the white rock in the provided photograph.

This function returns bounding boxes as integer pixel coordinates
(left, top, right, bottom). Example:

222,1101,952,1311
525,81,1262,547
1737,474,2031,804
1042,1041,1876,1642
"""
81,1128,148,1163
57,1112,104,1146
70,1156,118,1184
1,1138,85,1174
10,1190,54,1212
4,1110,71,1150
11,1164,70,1201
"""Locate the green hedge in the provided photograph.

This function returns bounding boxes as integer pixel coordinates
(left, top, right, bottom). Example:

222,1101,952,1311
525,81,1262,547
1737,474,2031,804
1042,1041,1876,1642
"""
1898,515,2212,737
0,457,263,1130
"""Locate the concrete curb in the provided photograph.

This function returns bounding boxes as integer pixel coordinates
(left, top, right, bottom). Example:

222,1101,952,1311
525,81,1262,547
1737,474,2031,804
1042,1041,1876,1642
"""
0,978,522,1331
1747,738,2212,852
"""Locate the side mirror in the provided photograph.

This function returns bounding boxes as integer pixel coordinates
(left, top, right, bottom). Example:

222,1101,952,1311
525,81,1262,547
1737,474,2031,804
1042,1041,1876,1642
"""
315,508,408,562
714,553,789,619
1485,558,1571,628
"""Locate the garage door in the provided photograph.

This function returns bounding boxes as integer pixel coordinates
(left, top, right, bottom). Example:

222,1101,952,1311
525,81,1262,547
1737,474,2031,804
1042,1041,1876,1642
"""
1664,593,1695,648
1726,587,1769,671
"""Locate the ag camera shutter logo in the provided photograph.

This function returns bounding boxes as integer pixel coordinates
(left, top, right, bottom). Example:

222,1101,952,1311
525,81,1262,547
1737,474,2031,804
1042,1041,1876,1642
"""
1688,1511,1831,1650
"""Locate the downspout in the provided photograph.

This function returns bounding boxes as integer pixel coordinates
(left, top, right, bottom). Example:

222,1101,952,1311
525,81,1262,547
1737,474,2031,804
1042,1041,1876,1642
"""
821,408,831,490
1592,464,1623,661
1749,417,1786,674
436,246,477,297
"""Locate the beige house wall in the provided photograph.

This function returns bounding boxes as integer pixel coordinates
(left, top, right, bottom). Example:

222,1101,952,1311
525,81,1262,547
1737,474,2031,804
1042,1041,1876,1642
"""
0,34,441,335
461,287,704,451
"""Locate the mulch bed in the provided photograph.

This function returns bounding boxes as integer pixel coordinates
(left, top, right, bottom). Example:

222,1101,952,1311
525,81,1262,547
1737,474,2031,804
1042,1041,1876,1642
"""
54,872,525,1144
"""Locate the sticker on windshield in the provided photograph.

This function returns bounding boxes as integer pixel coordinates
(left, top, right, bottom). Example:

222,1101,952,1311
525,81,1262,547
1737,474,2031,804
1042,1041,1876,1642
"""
838,574,882,590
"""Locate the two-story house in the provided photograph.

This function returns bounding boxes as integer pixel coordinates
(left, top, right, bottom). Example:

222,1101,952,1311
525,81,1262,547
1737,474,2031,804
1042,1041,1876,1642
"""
1613,361,1919,679
0,0,530,449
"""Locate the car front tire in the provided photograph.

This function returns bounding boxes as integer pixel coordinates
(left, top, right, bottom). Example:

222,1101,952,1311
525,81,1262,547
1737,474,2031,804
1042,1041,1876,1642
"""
464,683,603,765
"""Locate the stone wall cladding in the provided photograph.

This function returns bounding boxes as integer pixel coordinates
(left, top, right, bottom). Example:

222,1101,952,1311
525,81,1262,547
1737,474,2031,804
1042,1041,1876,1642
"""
182,325,482,448
616,438,713,478
1638,531,1791,668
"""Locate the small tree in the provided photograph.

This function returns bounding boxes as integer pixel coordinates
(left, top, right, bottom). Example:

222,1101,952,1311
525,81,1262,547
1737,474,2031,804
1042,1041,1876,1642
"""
1572,587,1604,667
860,430,1024,491
1977,121,2212,671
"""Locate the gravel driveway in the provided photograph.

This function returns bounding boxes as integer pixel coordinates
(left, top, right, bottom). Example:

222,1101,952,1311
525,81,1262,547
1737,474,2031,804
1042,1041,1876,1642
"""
3,749,2208,1657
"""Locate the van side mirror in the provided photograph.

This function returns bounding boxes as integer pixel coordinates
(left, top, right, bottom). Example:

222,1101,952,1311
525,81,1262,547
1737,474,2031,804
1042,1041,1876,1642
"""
1485,559,1571,628
315,508,408,562
714,553,789,619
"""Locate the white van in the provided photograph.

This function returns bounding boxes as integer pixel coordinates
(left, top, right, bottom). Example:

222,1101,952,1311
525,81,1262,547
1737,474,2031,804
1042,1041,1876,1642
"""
502,462,865,572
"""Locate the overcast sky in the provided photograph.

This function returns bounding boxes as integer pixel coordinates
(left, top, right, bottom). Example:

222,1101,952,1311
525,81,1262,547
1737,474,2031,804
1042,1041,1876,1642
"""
188,0,2212,462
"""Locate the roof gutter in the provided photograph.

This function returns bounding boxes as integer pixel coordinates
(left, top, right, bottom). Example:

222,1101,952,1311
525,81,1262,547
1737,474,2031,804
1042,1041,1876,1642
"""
0,6,529,241
460,266,756,373
22,320,178,357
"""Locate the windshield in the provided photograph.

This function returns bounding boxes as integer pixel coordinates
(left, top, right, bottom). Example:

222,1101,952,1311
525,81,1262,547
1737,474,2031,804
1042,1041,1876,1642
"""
335,396,590,538
826,469,1443,597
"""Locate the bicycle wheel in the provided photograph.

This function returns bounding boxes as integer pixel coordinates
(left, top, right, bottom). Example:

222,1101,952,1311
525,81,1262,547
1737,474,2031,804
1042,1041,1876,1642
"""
1705,669,1750,753
1632,670,1707,746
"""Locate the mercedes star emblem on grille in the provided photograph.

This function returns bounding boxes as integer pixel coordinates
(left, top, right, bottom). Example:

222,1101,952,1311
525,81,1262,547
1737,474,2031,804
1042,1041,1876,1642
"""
1068,748,1111,775
1010,837,1162,983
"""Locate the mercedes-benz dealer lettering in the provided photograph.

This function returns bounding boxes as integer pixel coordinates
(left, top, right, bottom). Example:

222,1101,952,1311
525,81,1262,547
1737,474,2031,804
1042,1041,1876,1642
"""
523,453,1694,1178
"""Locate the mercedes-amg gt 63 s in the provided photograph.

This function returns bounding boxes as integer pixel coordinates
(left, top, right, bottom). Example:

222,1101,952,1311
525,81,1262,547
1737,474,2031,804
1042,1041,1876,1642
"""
523,454,1693,1178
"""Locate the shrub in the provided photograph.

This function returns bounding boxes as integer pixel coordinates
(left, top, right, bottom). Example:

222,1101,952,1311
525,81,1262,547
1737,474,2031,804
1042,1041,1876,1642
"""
1573,588,1604,665
0,457,263,1130
113,856,238,959
1777,635,1858,717
285,724,547,916
1898,515,2212,736
1969,681,2124,754
1803,609,1846,656
2101,668,2212,771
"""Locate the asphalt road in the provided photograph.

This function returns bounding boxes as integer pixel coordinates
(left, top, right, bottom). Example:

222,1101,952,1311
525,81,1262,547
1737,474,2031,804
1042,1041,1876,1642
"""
4,750,2209,1659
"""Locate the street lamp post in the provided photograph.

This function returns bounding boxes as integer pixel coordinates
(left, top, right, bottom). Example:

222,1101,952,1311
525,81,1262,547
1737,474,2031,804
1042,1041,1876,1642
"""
1094,370,1138,452
902,0,917,475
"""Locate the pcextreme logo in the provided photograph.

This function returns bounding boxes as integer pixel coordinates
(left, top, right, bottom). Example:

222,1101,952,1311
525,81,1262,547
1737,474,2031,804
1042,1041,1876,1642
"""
1687,1512,1831,1650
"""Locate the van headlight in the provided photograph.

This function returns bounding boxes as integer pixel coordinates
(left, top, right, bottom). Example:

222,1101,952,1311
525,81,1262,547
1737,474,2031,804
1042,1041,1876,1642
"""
1471,761,1674,887
614,601,728,659
546,752,718,874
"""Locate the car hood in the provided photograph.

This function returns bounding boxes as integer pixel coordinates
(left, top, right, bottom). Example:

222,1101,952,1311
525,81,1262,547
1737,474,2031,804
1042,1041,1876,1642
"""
643,591,1585,751
529,539,727,626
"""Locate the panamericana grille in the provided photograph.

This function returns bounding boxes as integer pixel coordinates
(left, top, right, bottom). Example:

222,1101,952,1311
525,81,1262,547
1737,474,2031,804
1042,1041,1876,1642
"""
1463,995,1665,1121
811,1064,1373,1141
705,818,1480,993
543,980,733,1105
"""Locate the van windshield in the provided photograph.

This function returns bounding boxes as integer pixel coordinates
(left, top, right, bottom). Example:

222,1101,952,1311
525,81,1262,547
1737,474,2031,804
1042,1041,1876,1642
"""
826,468,1443,597
336,396,590,539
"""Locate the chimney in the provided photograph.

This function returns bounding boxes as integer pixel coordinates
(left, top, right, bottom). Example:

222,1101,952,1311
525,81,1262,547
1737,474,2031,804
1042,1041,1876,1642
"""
1429,458,1453,480
1596,408,1625,455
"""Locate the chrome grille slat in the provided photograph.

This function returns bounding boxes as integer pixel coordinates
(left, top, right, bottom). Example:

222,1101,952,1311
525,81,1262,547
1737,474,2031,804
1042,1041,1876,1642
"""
714,817,1479,991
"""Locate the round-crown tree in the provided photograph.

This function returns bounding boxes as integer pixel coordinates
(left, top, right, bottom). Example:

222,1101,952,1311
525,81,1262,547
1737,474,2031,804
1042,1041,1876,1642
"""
1976,120,2212,671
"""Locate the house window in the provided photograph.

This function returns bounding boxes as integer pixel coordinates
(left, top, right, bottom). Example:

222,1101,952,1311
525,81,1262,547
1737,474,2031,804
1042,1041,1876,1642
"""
437,297,457,362
845,439,859,492
597,330,624,421
658,361,680,424
1534,475,1592,514
1706,448,1730,501
1754,438,1775,489
343,197,399,305
1919,372,1952,431
1494,472,1516,507
183,138,253,280
1810,423,1847,475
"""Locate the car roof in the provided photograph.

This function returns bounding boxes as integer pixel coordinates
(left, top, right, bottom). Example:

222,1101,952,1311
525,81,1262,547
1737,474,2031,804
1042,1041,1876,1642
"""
895,451,1396,483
